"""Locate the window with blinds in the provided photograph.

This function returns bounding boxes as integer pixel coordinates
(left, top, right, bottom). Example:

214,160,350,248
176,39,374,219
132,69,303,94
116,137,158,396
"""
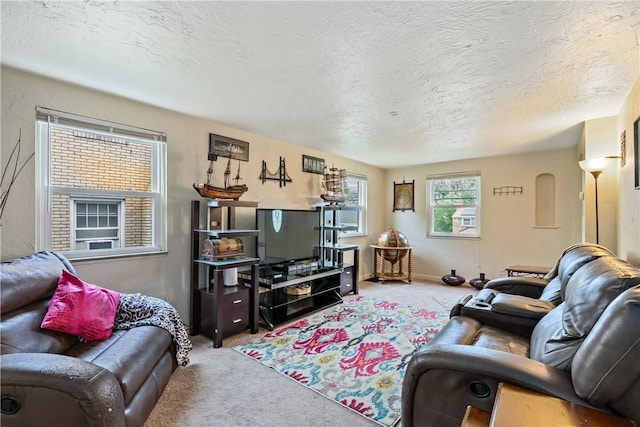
36,107,167,259
427,171,481,238
340,174,367,236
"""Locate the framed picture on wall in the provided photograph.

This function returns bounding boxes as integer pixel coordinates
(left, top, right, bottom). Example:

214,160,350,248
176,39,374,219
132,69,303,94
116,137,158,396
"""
208,133,249,162
302,155,325,174
634,117,640,190
393,180,415,212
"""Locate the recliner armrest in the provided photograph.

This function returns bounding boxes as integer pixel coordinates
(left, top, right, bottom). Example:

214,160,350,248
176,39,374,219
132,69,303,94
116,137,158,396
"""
401,344,596,427
491,294,555,319
1,353,125,427
449,294,473,317
484,276,549,298
407,344,583,400
460,297,542,337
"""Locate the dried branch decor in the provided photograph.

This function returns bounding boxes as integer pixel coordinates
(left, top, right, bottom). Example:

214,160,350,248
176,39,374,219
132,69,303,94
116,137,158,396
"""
1,130,35,220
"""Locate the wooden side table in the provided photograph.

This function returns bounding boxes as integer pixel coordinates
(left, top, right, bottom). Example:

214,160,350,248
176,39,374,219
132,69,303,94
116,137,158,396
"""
461,383,636,427
370,245,413,283
460,406,491,427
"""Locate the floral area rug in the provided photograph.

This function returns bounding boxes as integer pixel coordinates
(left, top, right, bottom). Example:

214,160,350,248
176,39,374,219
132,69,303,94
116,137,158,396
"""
233,295,449,427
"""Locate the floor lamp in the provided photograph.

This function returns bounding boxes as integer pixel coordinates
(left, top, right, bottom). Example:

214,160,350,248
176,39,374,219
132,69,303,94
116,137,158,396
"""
579,158,612,244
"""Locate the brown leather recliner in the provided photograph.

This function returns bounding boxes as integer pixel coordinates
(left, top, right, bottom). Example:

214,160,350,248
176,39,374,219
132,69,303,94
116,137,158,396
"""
1,251,177,427
402,255,640,427
479,243,614,301
450,243,616,337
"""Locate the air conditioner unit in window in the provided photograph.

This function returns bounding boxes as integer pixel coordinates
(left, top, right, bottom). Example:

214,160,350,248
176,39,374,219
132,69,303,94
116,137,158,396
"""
88,240,114,250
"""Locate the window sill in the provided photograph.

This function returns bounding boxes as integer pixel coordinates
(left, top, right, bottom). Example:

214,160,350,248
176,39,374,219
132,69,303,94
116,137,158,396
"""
427,234,480,240
65,250,168,262
340,233,367,239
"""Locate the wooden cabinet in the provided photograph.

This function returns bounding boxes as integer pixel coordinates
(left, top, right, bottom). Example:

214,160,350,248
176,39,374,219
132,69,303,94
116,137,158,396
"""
461,383,635,427
190,199,260,348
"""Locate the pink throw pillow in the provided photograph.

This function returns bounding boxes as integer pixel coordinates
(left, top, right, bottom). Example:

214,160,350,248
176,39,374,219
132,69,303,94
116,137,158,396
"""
41,270,121,341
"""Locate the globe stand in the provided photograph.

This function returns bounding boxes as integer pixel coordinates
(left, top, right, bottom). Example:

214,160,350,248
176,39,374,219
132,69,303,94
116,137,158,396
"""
370,245,413,283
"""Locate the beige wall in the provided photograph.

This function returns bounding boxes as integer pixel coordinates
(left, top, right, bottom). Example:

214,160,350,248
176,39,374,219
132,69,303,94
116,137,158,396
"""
617,75,640,265
384,148,582,282
581,116,619,251
2,66,637,324
0,66,384,321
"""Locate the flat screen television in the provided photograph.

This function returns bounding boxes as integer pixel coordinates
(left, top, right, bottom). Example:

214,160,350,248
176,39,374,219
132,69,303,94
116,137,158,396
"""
255,208,320,266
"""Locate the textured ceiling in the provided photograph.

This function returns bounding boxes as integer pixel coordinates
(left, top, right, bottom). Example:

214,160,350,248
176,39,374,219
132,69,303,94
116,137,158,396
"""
1,1,639,168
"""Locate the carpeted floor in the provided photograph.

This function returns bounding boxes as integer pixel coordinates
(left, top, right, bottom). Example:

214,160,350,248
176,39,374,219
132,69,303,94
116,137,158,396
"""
144,279,477,427
234,295,449,427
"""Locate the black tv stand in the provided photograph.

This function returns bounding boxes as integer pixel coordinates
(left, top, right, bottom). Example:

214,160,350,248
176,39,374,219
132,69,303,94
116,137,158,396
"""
252,267,343,330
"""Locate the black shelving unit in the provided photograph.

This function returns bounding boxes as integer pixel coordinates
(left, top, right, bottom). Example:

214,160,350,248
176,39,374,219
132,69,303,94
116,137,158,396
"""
318,205,360,295
190,199,260,348
256,269,342,330
252,204,362,330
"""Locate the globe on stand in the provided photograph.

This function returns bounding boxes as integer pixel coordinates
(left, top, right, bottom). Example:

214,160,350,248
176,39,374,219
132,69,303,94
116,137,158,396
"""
377,227,410,265
372,227,413,283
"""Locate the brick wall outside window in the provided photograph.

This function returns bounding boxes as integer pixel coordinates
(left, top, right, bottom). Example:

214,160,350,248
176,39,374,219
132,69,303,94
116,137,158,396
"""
50,128,153,249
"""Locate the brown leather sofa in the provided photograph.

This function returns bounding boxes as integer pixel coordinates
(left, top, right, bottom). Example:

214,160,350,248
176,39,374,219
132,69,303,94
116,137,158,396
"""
450,243,616,337
402,254,640,427
478,243,614,302
1,252,178,427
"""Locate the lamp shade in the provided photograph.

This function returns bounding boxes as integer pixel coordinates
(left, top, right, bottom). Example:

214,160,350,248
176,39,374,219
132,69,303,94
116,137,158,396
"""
579,157,613,173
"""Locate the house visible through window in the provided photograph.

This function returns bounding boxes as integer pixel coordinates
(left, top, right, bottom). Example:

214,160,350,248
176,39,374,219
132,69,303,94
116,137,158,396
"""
427,172,480,238
340,174,367,236
36,107,167,259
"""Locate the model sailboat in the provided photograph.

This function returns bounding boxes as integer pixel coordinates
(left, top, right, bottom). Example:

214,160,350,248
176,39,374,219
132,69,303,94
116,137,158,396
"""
320,165,347,203
193,157,248,200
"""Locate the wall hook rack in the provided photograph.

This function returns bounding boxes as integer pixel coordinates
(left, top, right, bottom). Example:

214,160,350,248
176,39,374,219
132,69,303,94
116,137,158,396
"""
493,186,523,196
259,156,292,187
